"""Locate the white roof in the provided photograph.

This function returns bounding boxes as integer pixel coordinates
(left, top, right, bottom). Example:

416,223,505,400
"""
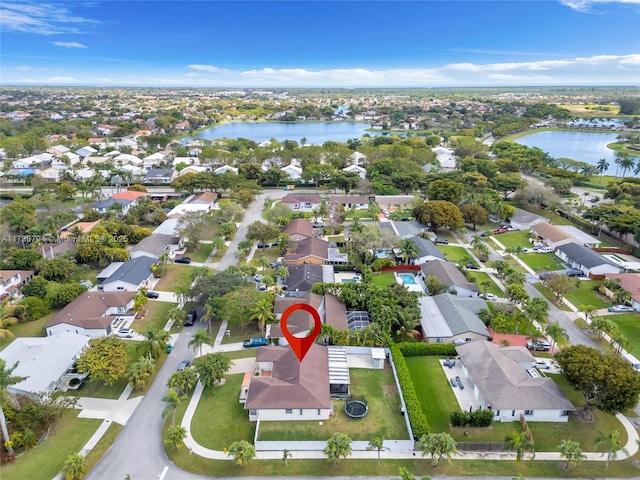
419,296,453,338
327,347,350,385
371,348,386,360
114,153,142,165
556,225,601,245
0,332,89,395
167,203,211,217
144,152,165,161
153,218,181,236
97,262,124,279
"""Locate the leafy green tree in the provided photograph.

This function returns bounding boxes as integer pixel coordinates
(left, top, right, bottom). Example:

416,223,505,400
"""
162,388,187,425
505,283,529,306
427,179,464,204
413,200,464,232
542,273,574,300
166,425,187,450
167,306,186,326
193,352,232,388
61,453,86,480
167,368,198,396
545,321,567,351
76,336,129,386
397,239,419,265
45,283,87,308
394,309,420,343
505,431,535,461
188,328,214,357
0,359,25,454
558,439,586,472
323,432,352,466
18,296,51,322
36,256,76,283
417,432,458,467
250,296,275,335
246,221,280,249
126,356,155,390
490,172,526,200
460,204,488,230
0,197,36,236
227,439,256,467
21,276,49,298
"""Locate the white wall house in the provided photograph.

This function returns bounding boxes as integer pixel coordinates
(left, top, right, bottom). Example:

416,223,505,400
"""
0,270,35,299
97,255,156,292
281,164,303,181
342,164,367,179
555,242,620,277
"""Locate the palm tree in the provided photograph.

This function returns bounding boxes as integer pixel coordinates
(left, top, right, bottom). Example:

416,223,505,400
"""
618,154,635,178
282,448,292,466
558,439,586,472
166,425,187,450
394,310,420,343
227,439,257,467
0,303,18,339
167,306,186,326
188,328,214,357
162,388,187,425
595,429,625,469
545,322,567,352
250,297,275,335
397,239,420,265
138,329,170,360
174,285,190,307
367,436,387,465
0,359,25,455
61,453,87,480
504,431,535,461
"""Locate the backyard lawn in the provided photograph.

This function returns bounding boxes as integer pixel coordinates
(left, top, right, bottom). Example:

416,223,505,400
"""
258,367,409,441
136,301,178,332
465,271,502,296
190,374,256,449
609,312,640,355
2,413,101,480
370,271,398,288
563,280,610,310
492,230,531,249
189,242,215,263
437,245,470,264
154,264,196,291
517,252,565,272
0,310,54,350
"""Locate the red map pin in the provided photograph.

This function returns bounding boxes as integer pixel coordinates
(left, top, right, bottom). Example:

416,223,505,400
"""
280,303,322,362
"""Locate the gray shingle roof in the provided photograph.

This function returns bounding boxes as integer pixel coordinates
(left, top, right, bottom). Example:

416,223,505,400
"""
286,264,324,292
429,294,490,338
420,259,477,292
556,242,616,268
409,235,446,261
101,255,156,286
456,342,575,411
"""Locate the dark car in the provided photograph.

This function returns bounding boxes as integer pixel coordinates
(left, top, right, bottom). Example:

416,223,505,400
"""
400,217,411,221
455,376,465,390
270,261,283,268
566,269,584,278
177,360,191,371
434,238,449,245
465,264,479,270
257,242,270,249
450,378,457,387
312,222,325,228
175,256,191,264
146,291,160,299
243,337,270,348
184,309,197,326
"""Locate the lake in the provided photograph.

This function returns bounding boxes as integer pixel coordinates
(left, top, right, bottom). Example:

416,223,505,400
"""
514,130,638,166
184,121,373,145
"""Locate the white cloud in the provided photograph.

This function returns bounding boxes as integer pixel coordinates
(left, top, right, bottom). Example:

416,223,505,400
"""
560,0,640,11
0,2,98,35
44,76,80,83
52,41,88,49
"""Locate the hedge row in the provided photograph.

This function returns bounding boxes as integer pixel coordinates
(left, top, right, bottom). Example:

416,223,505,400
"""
398,342,457,357
389,343,430,438
450,409,494,427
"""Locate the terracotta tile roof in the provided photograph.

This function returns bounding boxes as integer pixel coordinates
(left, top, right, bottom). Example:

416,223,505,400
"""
244,344,330,410
59,220,101,239
112,190,147,201
605,273,640,303
283,218,313,238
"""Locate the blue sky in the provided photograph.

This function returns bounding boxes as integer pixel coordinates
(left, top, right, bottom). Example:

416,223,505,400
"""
1,0,639,87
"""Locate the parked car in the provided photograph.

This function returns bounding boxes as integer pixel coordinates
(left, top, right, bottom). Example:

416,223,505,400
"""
257,242,270,248
526,340,551,351
611,304,635,313
253,274,264,281
434,238,449,245
532,360,550,370
146,291,160,299
465,264,479,270
177,360,191,371
479,293,498,301
444,358,455,368
566,269,584,278
400,217,411,221
493,228,508,235
243,337,270,348
506,227,519,231
455,376,464,389
450,378,457,387
537,247,554,254
270,261,283,268
312,222,325,228
174,256,191,264
184,309,197,326
480,231,490,237
116,328,135,338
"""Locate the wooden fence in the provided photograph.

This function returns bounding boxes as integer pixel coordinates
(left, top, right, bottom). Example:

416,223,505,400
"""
519,414,535,445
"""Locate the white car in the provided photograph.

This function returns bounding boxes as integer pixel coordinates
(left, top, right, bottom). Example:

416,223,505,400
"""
116,328,135,338
479,293,498,301
253,274,264,281
612,305,634,313
537,247,554,254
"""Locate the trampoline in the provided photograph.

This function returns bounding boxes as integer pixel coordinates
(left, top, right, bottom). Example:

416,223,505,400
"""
344,396,368,419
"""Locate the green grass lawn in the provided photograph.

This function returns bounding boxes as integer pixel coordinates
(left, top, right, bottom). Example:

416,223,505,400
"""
437,245,470,264
431,230,457,243
155,264,196,291
0,310,54,351
251,246,281,263
258,367,409,441
135,301,178,332
370,271,398,288
190,242,215,263
190,374,256,449
465,271,502,296
2,413,101,480
534,283,572,311
493,230,531,249
221,323,263,344
518,253,565,272
563,280,611,310
223,349,258,360
609,312,640,355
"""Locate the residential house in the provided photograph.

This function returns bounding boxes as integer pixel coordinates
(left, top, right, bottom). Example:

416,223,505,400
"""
119,164,144,178
178,165,208,176
283,219,314,241
408,235,446,264
45,291,135,337
242,344,331,421
187,191,218,208
130,233,183,259
76,146,98,159
59,220,101,239
342,164,367,179
281,194,322,212
0,270,35,300
284,237,329,265
144,168,177,184
330,195,370,210
530,223,591,249
419,294,491,344
419,259,478,296
96,255,156,292
113,153,142,166
281,164,303,181
213,165,238,175
74,168,100,181
51,152,80,168
112,190,147,202
93,198,133,215
0,332,90,397
603,273,640,311
283,264,325,293
555,242,620,278
456,341,575,422
375,195,415,212
555,225,601,247
172,157,199,168
143,152,166,170
47,145,70,156
35,167,61,182
509,208,549,231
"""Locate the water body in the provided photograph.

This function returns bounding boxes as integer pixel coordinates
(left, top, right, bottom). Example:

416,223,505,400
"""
514,130,637,166
183,121,373,145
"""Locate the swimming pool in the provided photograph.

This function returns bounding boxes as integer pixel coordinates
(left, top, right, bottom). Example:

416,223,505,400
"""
399,274,416,285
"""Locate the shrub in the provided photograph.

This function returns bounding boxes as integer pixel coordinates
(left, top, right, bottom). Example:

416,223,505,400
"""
449,408,494,427
398,342,456,357
372,258,396,271
389,344,430,438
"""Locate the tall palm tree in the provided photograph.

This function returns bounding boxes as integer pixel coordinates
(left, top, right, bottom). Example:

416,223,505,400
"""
504,431,535,461
619,154,635,178
282,448,292,467
139,329,170,360
367,436,387,465
397,239,420,265
250,297,275,335
545,322,567,352
188,328,214,357
162,388,187,425
595,429,625,469
0,303,18,340
394,310,420,343
0,359,25,455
